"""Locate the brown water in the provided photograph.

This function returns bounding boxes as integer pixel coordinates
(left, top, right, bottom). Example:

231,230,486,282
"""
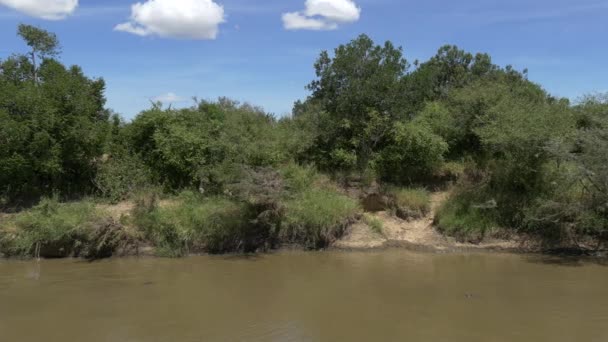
1,250,608,342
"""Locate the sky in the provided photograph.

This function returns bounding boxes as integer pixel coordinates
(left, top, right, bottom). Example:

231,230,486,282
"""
0,0,607,119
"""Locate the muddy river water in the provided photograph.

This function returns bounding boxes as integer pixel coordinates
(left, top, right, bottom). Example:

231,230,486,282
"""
1,250,608,341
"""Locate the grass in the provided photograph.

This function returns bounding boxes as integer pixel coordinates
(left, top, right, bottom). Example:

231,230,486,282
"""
1,170,366,259
131,191,251,256
363,213,384,235
0,197,128,259
386,187,431,219
280,163,319,194
282,188,361,249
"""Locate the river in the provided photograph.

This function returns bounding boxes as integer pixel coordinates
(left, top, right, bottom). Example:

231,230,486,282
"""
1,250,607,341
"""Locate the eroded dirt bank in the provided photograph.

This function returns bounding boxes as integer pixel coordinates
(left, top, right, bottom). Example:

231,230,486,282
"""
334,192,527,253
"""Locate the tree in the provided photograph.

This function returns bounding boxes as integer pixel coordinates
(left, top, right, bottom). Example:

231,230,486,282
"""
17,24,60,84
1,25,109,204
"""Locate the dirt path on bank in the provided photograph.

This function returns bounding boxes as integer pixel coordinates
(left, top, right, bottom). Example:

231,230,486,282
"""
335,192,520,252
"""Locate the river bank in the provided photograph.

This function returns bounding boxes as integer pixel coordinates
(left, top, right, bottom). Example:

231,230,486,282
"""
335,191,541,254
2,189,605,260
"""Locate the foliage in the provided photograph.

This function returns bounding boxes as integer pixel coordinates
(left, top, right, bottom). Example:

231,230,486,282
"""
523,98,608,245
1,26,607,254
300,34,410,172
406,45,498,111
308,34,409,119
377,121,448,183
94,152,152,203
125,99,286,191
435,190,501,242
17,24,60,59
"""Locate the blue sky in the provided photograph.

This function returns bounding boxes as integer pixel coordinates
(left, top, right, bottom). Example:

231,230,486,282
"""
1,0,607,119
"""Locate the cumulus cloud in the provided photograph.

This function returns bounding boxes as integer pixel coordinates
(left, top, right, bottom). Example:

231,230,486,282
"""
0,0,78,20
115,0,225,40
283,0,361,31
152,92,186,103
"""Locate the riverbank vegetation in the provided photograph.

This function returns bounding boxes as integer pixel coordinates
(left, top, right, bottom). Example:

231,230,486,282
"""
1,25,607,258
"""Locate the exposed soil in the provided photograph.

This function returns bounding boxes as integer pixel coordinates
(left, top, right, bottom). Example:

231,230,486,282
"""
335,191,524,253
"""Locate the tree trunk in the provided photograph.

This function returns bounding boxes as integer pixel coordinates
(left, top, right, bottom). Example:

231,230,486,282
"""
31,50,38,85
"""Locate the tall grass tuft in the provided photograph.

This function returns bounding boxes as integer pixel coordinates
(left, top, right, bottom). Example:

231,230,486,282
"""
387,187,431,219
131,191,251,256
282,189,360,249
0,197,127,259
363,214,384,235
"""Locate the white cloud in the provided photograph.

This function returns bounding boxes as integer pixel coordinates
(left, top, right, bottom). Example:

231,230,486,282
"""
152,92,186,103
283,0,361,31
282,12,337,31
0,0,78,20
305,0,360,23
115,0,225,40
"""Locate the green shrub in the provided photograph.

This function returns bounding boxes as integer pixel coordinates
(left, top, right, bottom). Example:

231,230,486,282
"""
282,189,360,248
280,163,318,194
387,187,431,219
95,152,152,203
377,122,448,184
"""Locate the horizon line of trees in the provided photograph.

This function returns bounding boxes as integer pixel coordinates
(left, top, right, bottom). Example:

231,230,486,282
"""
1,24,607,245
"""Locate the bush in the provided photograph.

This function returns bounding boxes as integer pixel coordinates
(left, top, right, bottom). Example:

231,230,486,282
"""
126,99,287,191
94,152,152,203
435,191,500,242
387,187,431,219
377,122,448,184
282,189,360,248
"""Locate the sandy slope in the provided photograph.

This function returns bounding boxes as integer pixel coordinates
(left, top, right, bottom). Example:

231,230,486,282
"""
335,192,520,252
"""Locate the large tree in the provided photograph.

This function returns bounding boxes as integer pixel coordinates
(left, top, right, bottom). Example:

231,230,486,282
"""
301,34,411,171
0,25,109,204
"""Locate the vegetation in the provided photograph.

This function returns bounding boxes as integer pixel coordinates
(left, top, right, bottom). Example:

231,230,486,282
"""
1,25,607,258
387,187,431,220
0,197,130,259
131,191,253,257
283,188,360,249
363,214,384,235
